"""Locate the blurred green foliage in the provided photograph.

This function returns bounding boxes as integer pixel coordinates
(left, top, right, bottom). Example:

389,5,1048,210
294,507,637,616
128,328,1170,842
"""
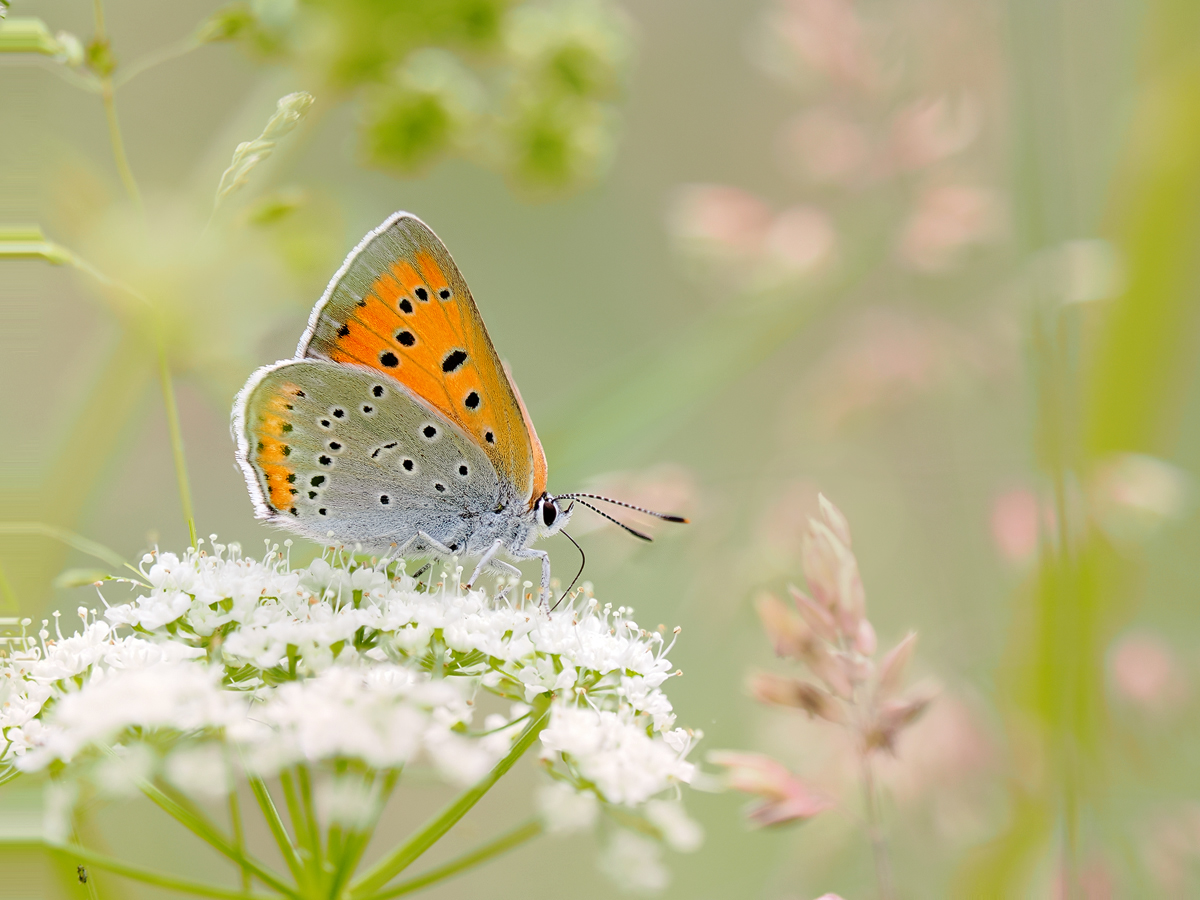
202,0,631,190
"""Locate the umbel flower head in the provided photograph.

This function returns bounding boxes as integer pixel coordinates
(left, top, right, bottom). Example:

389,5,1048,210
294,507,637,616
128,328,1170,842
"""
0,539,701,893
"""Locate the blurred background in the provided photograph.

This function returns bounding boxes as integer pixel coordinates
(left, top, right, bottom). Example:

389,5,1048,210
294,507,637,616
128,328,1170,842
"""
3,0,1200,897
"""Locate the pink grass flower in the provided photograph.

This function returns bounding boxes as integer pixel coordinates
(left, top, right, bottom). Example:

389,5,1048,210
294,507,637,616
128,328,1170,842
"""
708,750,835,826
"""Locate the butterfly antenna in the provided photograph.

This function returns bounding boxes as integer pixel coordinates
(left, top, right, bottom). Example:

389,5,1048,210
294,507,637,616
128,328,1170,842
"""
552,528,586,612
557,493,689,523
572,498,655,542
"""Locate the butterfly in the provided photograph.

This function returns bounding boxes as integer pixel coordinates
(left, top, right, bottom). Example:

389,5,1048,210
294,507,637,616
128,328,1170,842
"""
232,212,685,603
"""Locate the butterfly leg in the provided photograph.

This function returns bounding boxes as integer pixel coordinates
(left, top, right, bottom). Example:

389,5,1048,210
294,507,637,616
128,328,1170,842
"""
382,534,419,571
465,539,505,590
414,531,463,589
508,547,551,606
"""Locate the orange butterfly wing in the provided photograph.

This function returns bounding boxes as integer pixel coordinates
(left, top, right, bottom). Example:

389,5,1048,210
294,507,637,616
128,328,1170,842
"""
298,213,547,506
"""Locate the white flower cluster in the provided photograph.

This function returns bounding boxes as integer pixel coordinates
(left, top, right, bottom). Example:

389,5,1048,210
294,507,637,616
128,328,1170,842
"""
0,541,700,848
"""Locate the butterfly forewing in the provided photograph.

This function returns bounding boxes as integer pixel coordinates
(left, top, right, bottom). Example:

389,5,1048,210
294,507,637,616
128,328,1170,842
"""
299,213,546,506
235,359,501,548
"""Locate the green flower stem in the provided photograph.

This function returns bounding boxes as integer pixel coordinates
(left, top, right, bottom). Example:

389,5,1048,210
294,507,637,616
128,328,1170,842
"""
348,697,551,899
145,779,299,898
112,35,200,88
326,769,401,900
365,819,544,900
156,341,198,548
0,232,198,553
230,788,251,893
0,521,132,574
296,765,324,874
91,0,142,211
100,81,141,209
248,774,307,889
279,769,319,891
52,842,270,900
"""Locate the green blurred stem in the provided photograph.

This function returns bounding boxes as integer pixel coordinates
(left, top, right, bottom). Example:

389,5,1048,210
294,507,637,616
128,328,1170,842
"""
92,0,142,211
229,789,251,894
248,774,307,889
0,522,131,573
279,769,319,892
860,753,895,900
157,341,198,548
112,36,200,88
101,83,142,210
365,820,544,900
292,765,325,890
53,843,270,899
348,697,551,898
326,769,402,900
142,778,299,898
22,232,200,551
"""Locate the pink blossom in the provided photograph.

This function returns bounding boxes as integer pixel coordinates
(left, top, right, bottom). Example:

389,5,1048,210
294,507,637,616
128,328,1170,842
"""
779,108,870,185
1110,632,1187,713
766,206,837,275
990,489,1041,564
668,184,771,258
771,0,879,90
889,95,980,171
897,184,1001,272
708,750,834,826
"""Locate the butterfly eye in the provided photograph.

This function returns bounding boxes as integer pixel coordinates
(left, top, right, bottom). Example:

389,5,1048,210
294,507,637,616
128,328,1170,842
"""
542,503,557,527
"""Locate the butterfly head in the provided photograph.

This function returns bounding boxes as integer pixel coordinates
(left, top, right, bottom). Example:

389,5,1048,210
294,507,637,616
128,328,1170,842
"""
535,492,573,537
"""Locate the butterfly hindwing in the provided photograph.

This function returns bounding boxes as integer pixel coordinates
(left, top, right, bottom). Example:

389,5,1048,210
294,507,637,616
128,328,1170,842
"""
299,213,547,507
234,359,502,548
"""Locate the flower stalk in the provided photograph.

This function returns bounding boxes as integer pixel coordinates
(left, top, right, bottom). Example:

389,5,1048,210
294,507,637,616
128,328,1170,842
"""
714,496,929,900
348,696,552,898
